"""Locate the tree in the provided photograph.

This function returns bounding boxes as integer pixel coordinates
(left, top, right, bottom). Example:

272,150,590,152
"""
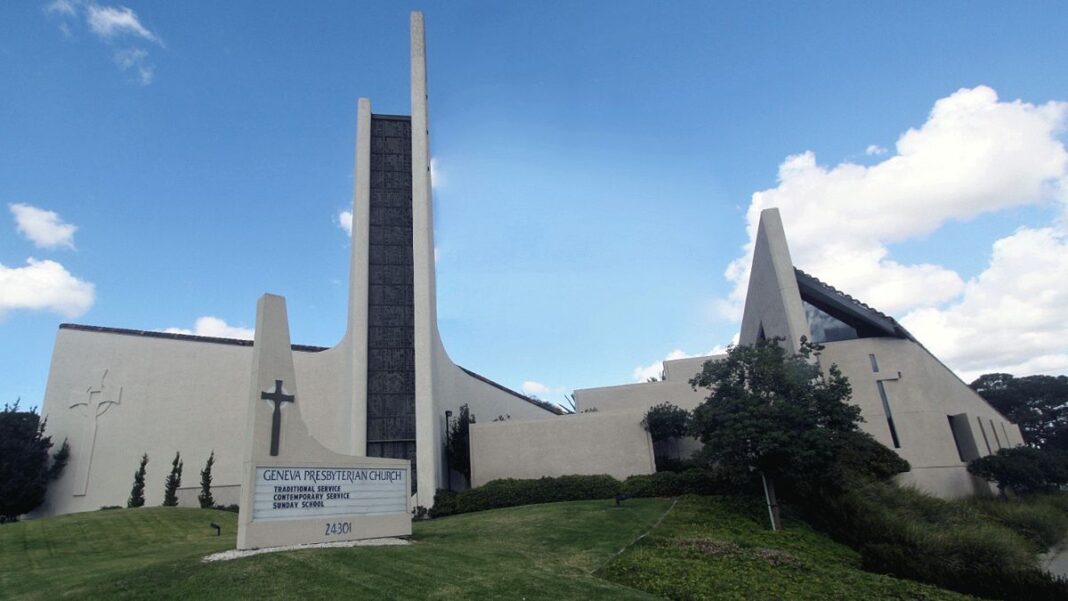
968,446,1068,496
128,453,149,508
198,451,214,509
445,405,475,483
970,373,1068,449
689,338,873,529
0,401,69,522
642,402,692,462
162,452,183,506
642,402,691,442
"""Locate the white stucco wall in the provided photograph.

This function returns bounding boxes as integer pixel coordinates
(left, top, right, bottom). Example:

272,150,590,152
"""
574,380,706,414
469,411,655,487
818,337,1022,498
39,328,260,516
36,324,557,517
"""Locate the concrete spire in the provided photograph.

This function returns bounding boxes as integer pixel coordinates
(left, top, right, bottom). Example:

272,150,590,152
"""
410,9,440,507
738,208,812,353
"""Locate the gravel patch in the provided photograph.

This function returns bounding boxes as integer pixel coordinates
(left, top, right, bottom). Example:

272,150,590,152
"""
203,537,410,562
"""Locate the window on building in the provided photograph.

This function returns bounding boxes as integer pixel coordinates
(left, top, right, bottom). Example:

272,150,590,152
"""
947,415,967,463
869,354,880,373
803,300,858,343
990,419,1002,449
1001,422,1011,447
877,381,900,448
977,417,992,455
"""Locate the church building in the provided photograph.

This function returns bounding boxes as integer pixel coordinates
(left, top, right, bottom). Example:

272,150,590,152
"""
37,13,1021,518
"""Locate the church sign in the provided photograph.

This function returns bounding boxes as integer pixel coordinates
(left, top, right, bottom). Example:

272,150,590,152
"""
237,294,411,550
252,466,408,521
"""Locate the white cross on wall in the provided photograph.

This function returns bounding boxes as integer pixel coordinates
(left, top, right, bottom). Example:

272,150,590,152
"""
69,369,122,496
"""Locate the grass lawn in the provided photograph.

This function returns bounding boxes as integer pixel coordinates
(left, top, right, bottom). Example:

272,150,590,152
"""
1,500,668,600
2,496,975,600
600,495,973,600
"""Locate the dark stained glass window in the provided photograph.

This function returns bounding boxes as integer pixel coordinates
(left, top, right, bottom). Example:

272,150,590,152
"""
803,300,858,343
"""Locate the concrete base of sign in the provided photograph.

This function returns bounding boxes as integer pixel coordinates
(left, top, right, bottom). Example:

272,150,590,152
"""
237,295,412,550
204,537,409,563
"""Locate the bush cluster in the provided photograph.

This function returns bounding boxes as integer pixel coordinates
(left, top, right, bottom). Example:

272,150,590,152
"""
968,446,1068,496
805,482,1068,601
429,470,731,518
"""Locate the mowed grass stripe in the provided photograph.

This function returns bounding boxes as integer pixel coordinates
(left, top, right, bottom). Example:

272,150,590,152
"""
1,500,667,600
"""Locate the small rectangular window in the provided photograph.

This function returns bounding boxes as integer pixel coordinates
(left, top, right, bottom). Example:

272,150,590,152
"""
877,381,900,448
948,416,967,462
977,417,992,455
990,419,1002,449
869,354,880,373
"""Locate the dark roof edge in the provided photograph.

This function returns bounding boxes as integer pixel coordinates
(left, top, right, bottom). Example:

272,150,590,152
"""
792,271,1018,424
794,268,916,342
58,323,329,353
457,366,564,415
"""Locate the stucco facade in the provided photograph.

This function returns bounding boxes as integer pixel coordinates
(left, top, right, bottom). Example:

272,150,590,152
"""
567,208,1023,499
470,411,656,487
37,13,557,518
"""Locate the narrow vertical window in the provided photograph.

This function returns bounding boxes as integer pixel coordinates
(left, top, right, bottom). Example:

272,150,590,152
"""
977,417,992,454
757,323,766,341
877,381,900,448
1000,422,1011,447
947,416,966,462
869,354,880,373
990,419,1002,449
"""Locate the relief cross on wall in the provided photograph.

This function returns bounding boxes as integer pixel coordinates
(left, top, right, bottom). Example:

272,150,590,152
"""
69,369,122,496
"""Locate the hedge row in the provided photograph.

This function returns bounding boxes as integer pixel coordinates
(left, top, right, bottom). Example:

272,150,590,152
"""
429,470,731,518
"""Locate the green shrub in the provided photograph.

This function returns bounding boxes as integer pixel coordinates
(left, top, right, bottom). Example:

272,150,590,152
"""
805,481,1068,600
641,403,691,444
430,475,622,518
968,496,1068,551
429,470,738,518
862,541,1068,600
969,446,1068,495
622,469,732,498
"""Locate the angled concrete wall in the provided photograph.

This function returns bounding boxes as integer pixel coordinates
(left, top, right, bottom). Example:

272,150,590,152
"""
817,337,1022,498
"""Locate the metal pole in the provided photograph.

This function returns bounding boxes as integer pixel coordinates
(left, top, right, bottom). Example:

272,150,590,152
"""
760,471,777,531
444,410,452,491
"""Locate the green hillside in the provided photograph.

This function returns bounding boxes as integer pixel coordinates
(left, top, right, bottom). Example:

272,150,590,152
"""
1,497,969,600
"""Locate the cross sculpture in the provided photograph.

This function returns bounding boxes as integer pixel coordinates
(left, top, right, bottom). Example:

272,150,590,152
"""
261,380,295,456
69,369,122,496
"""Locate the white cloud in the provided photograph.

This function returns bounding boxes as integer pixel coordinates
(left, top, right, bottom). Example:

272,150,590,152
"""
338,210,353,236
86,4,160,44
112,47,153,84
631,335,738,382
723,86,1068,318
430,157,443,189
0,258,94,318
901,227,1068,381
45,2,162,83
164,316,254,340
865,144,887,156
9,203,77,249
45,0,76,16
521,380,560,398
721,85,1068,379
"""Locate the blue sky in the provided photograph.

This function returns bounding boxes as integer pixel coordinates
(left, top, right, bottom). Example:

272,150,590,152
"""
3,1,1068,411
